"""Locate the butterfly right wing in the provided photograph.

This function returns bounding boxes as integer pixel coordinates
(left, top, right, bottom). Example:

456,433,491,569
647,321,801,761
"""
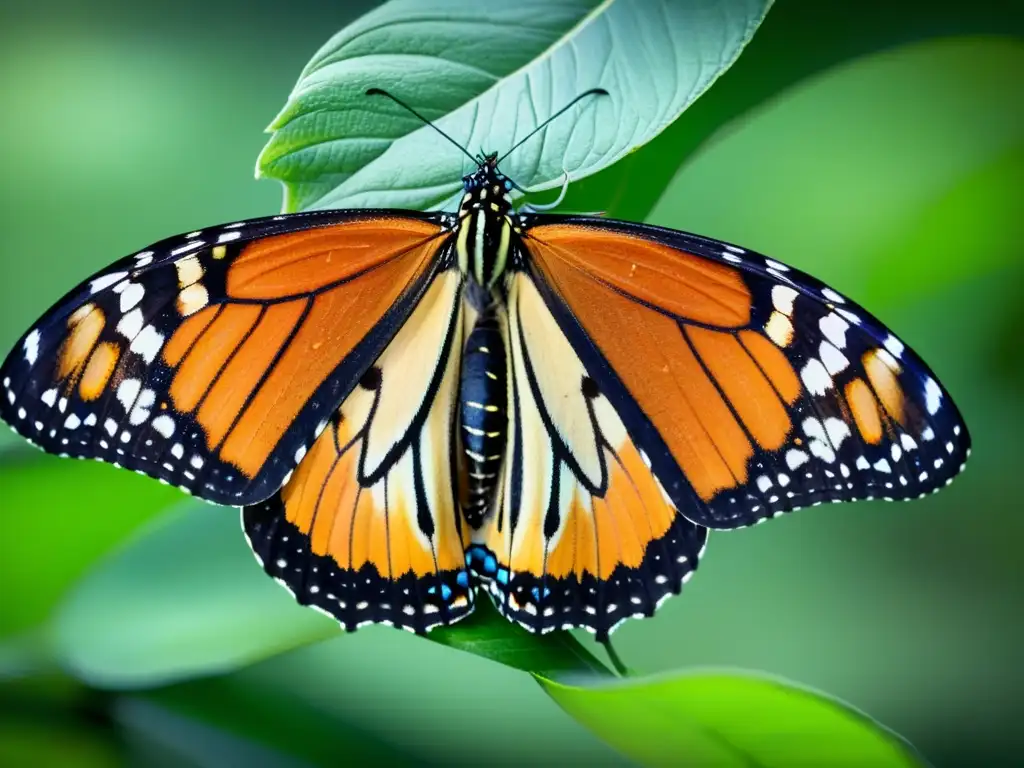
243,267,475,633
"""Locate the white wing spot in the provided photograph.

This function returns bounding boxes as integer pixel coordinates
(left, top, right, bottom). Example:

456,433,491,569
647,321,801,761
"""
786,449,809,470
89,272,128,294
23,330,40,365
835,307,861,325
116,308,144,340
171,240,205,257
119,282,145,312
800,358,832,396
771,285,798,316
130,325,165,364
803,417,837,463
883,335,905,359
924,378,942,415
152,414,176,438
819,341,849,375
116,379,141,411
821,287,845,304
128,388,156,426
819,313,850,349
824,417,851,449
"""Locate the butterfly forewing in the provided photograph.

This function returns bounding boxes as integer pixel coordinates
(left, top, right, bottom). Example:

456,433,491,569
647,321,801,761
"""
521,218,971,529
0,211,450,506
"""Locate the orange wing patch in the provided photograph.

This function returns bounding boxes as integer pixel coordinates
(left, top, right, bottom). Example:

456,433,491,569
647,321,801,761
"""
227,219,441,299
863,348,905,426
57,304,105,384
78,342,120,401
527,223,751,327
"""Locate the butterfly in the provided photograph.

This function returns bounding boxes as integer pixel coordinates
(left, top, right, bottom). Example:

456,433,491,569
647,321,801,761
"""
0,89,970,640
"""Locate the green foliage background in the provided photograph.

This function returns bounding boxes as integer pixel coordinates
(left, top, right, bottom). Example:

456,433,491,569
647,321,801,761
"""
0,1,1022,765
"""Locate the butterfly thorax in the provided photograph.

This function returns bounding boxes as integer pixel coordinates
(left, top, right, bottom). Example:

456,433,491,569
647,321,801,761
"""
454,154,515,289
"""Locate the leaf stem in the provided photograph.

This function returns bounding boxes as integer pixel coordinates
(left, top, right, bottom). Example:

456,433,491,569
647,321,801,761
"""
600,637,632,677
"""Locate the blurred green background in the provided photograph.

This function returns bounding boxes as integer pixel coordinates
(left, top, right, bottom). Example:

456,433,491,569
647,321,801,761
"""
1,1,1022,766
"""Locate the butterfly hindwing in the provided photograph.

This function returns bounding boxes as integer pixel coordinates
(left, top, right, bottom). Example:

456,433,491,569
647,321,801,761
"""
467,272,708,639
0,211,450,506
243,268,475,632
522,218,971,529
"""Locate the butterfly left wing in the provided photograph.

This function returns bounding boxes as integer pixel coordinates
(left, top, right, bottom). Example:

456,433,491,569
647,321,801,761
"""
243,267,475,633
521,218,971,530
468,271,708,639
0,211,449,505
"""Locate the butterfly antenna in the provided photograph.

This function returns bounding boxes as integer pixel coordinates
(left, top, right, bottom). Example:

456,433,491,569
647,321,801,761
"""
497,87,608,164
366,88,478,164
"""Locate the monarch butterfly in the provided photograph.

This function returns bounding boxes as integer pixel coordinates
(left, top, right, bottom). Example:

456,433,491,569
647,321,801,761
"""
0,89,970,640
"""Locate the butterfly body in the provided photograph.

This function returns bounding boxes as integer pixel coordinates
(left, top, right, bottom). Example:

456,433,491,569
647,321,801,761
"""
0,152,970,639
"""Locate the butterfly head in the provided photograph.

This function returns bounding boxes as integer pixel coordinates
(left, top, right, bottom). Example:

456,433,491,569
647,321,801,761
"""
459,153,515,215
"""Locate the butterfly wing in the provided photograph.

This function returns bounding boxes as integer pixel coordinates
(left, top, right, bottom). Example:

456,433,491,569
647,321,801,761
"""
468,271,708,639
521,217,971,530
243,267,474,633
0,211,451,505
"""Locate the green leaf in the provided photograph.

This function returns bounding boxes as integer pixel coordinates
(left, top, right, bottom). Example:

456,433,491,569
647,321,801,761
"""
49,502,337,689
0,450,179,638
48,497,610,687
135,674,421,767
429,598,609,679
258,0,772,212
561,0,1024,222
647,37,1024,307
538,670,927,767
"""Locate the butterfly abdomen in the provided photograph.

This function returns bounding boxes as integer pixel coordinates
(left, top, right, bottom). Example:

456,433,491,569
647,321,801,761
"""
459,304,506,529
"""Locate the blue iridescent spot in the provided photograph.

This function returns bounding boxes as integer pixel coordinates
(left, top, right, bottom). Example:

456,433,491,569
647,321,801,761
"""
531,586,551,602
456,571,470,588
426,584,453,601
483,554,497,575
496,567,509,585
